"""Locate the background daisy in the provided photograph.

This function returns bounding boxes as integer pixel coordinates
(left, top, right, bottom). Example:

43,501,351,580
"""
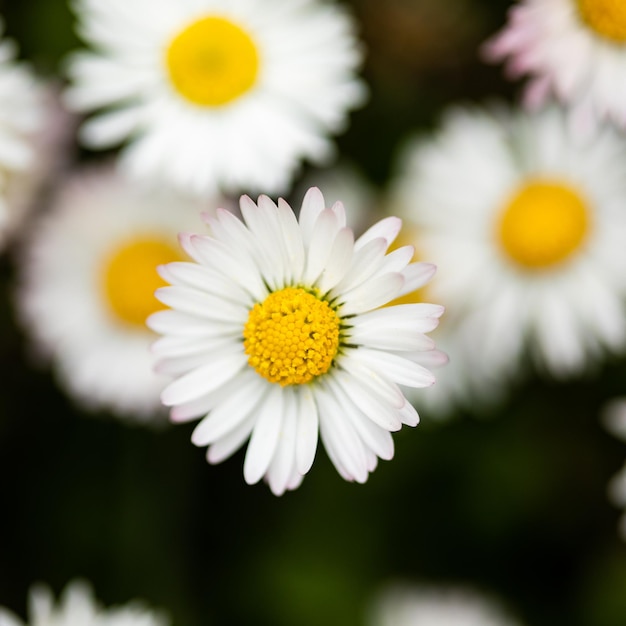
0,580,168,626
16,165,211,420
390,105,626,380
483,0,626,133
367,583,524,626
65,0,366,196
0,21,44,248
150,187,443,494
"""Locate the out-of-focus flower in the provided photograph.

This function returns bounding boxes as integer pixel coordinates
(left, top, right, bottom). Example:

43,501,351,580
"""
390,105,626,384
0,20,45,248
367,583,524,626
16,165,210,421
0,580,168,626
150,187,444,495
602,397,626,540
483,0,626,133
65,0,366,196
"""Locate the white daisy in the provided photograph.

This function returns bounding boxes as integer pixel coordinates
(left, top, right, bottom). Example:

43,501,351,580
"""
65,0,366,196
0,580,168,626
483,0,626,133
0,20,44,247
390,105,626,379
601,398,626,540
368,583,524,626
149,187,444,495
16,165,210,420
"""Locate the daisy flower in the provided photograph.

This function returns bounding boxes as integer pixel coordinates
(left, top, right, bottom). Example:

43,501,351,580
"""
483,0,626,133
0,20,44,247
65,0,366,196
149,187,444,495
0,580,168,626
367,583,524,626
16,165,209,420
390,105,626,379
602,398,626,540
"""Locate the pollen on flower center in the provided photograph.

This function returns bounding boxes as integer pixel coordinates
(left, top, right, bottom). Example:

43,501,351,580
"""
102,236,182,327
243,287,341,386
497,179,591,270
166,15,259,107
578,0,626,43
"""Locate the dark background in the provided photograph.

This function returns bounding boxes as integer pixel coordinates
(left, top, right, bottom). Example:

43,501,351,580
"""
2,1,626,624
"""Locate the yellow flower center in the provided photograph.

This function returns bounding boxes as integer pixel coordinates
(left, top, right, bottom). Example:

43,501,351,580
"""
102,236,182,327
578,0,626,43
497,180,590,270
166,16,259,107
243,287,341,386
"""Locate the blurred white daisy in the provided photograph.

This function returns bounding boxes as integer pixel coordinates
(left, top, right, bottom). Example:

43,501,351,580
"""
368,583,524,626
149,187,444,495
65,0,366,196
483,0,626,133
0,580,168,626
601,398,626,540
16,165,209,420
0,21,45,247
390,105,626,379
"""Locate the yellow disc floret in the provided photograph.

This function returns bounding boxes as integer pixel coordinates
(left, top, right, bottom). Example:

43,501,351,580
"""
243,287,341,386
497,179,590,270
166,16,259,106
578,0,626,43
102,236,182,327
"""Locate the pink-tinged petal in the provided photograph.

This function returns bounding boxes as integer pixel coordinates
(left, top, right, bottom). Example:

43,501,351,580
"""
161,351,247,406
354,348,435,388
330,200,347,228
339,273,404,316
354,303,445,329
295,386,319,475
152,334,238,359
243,385,284,485
298,187,327,246
355,216,402,250
191,373,267,446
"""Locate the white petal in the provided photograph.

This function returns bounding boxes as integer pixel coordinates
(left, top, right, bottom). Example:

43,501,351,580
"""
191,374,267,446
266,389,299,496
398,262,438,297
316,227,355,294
243,385,284,485
339,273,404,316
355,216,402,250
295,385,319,475
303,208,340,285
298,187,326,246
354,348,436,388
207,413,256,464
161,350,247,406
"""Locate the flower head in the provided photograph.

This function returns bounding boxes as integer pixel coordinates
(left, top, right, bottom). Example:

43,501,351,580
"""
16,165,209,420
65,0,366,196
150,187,444,494
483,0,626,133
390,105,626,385
0,580,168,626
0,20,45,247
